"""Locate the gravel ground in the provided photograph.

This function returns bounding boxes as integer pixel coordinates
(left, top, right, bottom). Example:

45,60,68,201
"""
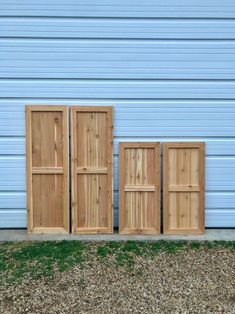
0,245,234,314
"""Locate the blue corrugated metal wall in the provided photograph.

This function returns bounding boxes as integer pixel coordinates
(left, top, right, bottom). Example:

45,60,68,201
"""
0,0,235,228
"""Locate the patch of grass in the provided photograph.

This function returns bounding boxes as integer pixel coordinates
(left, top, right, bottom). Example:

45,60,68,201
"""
0,260,7,272
0,241,85,284
121,241,147,256
115,252,134,267
107,241,122,249
96,241,146,267
0,240,234,285
149,240,188,255
96,240,235,267
204,240,235,250
190,242,201,250
97,245,112,258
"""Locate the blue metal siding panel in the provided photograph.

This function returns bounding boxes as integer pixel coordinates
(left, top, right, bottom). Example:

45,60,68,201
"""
0,211,26,228
1,80,235,99
1,101,235,136
2,137,235,156
1,0,235,18
0,1,235,228
1,19,235,40
1,40,235,80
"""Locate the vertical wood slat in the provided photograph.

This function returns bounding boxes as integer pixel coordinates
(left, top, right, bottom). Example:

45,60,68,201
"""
119,142,160,234
163,142,205,234
26,105,69,234
71,106,113,234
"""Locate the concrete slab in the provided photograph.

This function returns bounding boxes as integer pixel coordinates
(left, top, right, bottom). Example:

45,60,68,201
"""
0,229,234,242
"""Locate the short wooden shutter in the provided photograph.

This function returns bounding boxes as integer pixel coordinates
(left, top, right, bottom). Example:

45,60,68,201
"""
71,106,113,234
119,142,160,234
26,105,69,234
163,142,205,234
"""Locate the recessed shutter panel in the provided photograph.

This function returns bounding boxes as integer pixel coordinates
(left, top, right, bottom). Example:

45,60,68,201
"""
119,142,160,234
163,142,205,234
71,106,113,234
26,105,69,234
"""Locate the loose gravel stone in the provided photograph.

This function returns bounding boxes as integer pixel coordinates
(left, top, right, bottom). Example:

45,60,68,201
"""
0,247,234,313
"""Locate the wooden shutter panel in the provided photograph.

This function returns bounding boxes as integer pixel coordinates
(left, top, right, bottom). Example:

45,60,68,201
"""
119,142,160,234
71,106,113,234
26,105,69,234
163,142,205,234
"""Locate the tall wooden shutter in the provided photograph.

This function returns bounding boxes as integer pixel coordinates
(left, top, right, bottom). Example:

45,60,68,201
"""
26,105,69,234
119,143,160,234
163,142,205,234
71,106,113,234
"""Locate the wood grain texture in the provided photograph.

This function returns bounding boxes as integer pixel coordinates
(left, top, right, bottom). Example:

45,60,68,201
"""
26,105,69,234
163,142,205,234
71,106,113,234
119,142,160,234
